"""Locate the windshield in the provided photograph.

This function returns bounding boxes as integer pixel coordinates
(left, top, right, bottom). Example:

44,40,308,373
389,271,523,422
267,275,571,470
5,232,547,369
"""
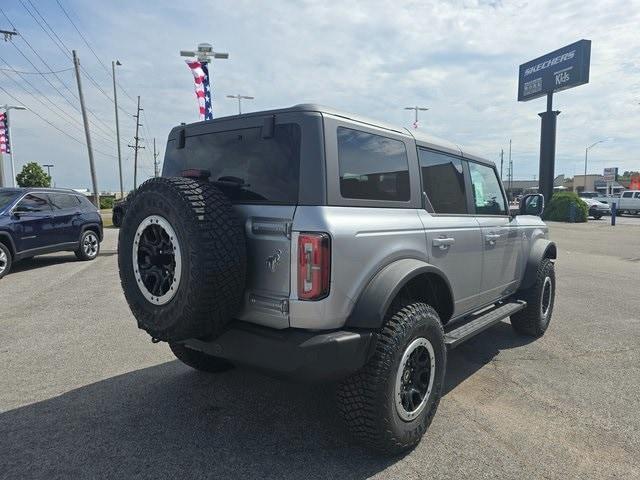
0,191,20,211
163,124,301,204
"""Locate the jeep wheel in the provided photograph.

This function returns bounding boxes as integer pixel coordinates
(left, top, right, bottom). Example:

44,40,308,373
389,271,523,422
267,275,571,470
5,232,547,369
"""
75,230,100,261
337,302,446,454
170,343,234,373
118,177,246,342
511,258,555,337
112,208,123,228
0,242,12,279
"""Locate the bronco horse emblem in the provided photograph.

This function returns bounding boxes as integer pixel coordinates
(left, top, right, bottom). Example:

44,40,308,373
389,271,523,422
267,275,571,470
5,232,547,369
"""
265,249,282,272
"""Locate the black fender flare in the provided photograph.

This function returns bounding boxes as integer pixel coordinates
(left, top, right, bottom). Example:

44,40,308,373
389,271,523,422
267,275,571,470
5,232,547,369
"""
0,231,16,256
521,239,557,290
346,258,453,329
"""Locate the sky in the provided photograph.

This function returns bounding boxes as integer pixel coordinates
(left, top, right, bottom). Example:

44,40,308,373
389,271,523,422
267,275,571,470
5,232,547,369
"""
0,0,639,193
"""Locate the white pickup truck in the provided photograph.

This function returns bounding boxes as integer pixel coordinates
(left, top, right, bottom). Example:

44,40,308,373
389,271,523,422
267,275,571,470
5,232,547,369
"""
598,190,640,215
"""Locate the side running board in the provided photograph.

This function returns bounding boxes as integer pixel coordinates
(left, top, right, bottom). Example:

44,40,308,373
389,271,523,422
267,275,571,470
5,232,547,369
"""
444,300,527,349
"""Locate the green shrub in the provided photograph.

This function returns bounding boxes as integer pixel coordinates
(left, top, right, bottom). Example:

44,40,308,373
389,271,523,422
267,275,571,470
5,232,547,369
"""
99,197,115,210
543,191,588,222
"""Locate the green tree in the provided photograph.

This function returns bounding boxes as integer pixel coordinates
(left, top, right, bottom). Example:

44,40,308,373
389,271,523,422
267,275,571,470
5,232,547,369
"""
16,162,51,188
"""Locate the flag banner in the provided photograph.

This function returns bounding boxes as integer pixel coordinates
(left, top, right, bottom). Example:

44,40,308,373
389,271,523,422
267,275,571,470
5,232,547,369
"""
186,60,213,121
0,113,9,154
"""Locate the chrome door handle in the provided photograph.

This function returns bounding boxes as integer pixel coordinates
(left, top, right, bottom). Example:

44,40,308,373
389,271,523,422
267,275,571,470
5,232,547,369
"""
433,237,455,250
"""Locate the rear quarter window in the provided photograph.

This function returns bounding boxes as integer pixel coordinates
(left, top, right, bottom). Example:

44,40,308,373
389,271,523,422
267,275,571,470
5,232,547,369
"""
337,127,410,202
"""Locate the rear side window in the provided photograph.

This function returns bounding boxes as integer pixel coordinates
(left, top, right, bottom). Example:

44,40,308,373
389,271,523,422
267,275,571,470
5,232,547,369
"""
419,149,468,214
468,162,507,215
49,193,80,210
77,195,96,209
337,127,410,201
622,191,633,198
163,124,301,204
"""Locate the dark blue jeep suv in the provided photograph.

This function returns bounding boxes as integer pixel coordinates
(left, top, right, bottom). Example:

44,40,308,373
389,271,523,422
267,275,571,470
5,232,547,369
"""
0,188,103,279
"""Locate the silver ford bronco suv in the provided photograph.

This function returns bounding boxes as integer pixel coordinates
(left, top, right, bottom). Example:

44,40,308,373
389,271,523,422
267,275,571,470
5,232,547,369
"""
118,104,556,454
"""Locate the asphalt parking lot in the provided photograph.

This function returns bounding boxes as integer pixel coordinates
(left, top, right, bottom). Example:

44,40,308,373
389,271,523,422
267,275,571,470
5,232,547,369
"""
1,218,639,479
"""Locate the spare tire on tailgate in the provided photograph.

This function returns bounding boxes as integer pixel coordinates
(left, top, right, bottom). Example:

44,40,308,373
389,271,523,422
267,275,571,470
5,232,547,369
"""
118,177,246,342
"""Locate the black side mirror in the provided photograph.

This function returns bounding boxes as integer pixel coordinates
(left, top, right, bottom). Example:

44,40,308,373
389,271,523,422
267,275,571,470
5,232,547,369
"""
519,193,545,216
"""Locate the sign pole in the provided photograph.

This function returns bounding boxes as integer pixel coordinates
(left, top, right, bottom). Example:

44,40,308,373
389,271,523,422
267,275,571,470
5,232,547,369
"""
537,92,560,205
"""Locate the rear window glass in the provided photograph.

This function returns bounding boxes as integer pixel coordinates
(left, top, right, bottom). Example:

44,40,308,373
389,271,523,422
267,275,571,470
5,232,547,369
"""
337,127,410,201
163,124,301,204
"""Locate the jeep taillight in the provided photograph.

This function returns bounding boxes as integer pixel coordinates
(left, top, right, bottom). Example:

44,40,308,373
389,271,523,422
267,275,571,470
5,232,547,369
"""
297,233,330,300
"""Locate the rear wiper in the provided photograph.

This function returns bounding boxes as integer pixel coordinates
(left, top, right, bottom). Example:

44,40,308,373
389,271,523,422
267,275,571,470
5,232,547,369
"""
212,176,251,188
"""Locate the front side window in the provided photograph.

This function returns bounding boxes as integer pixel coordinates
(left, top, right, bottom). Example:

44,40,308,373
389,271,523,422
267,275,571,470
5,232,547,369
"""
635,192,640,199
419,149,468,214
338,127,410,201
468,162,507,215
163,124,301,204
15,193,51,212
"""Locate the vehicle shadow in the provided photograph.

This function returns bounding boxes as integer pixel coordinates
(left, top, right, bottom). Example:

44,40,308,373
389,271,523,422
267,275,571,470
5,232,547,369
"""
0,321,534,479
9,254,76,273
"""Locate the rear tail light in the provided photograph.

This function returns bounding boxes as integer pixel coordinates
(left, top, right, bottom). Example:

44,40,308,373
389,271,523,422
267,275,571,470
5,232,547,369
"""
297,233,330,300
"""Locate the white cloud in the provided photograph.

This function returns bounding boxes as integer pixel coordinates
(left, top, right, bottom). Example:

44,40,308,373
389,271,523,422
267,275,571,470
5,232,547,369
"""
1,0,639,191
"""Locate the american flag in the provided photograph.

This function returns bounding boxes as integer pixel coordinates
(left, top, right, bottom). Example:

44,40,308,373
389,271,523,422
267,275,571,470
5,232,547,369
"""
0,112,10,154
186,60,213,121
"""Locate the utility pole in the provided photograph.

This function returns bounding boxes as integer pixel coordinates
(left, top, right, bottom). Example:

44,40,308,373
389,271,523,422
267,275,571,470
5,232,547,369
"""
500,148,504,181
508,139,513,193
226,94,254,115
112,60,124,199
72,50,100,208
404,106,429,129
153,138,160,178
128,96,144,189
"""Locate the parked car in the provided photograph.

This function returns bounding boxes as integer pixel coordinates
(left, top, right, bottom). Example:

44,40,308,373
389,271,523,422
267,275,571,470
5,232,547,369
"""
112,196,130,227
582,198,611,219
117,104,556,454
0,188,103,279
610,190,640,215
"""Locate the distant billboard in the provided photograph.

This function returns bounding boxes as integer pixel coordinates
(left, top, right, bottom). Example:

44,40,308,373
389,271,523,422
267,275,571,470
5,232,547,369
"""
518,40,591,101
603,167,617,182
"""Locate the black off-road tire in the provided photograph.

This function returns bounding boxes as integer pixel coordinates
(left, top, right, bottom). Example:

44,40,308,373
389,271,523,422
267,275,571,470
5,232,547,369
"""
118,177,246,342
74,230,100,261
170,343,234,373
0,242,12,279
511,258,555,337
337,302,446,455
112,208,123,228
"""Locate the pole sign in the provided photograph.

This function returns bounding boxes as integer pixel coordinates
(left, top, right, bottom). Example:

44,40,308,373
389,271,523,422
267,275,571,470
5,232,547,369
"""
518,39,591,101
603,167,617,182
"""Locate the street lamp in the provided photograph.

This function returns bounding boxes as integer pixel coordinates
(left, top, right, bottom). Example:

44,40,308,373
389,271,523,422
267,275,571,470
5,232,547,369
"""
43,164,54,186
226,94,254,115
404,106,429,129
112,59,124,199
180,43,229,62
2,104,27,188
583,139,606,191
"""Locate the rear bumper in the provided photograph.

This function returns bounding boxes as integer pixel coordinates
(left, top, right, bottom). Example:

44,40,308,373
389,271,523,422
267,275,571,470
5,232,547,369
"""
181,322,375,382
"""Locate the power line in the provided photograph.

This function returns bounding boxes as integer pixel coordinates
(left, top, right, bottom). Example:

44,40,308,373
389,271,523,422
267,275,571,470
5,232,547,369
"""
0,84,118,159
1,6,118,139
0,66,74,75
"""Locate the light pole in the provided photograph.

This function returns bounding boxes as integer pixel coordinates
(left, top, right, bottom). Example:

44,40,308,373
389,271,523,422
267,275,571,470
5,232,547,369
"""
404,106,429,129
112,60,124,199
43,164,54,186
584,140,606,191
2,104,27,188
226,94,254,115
